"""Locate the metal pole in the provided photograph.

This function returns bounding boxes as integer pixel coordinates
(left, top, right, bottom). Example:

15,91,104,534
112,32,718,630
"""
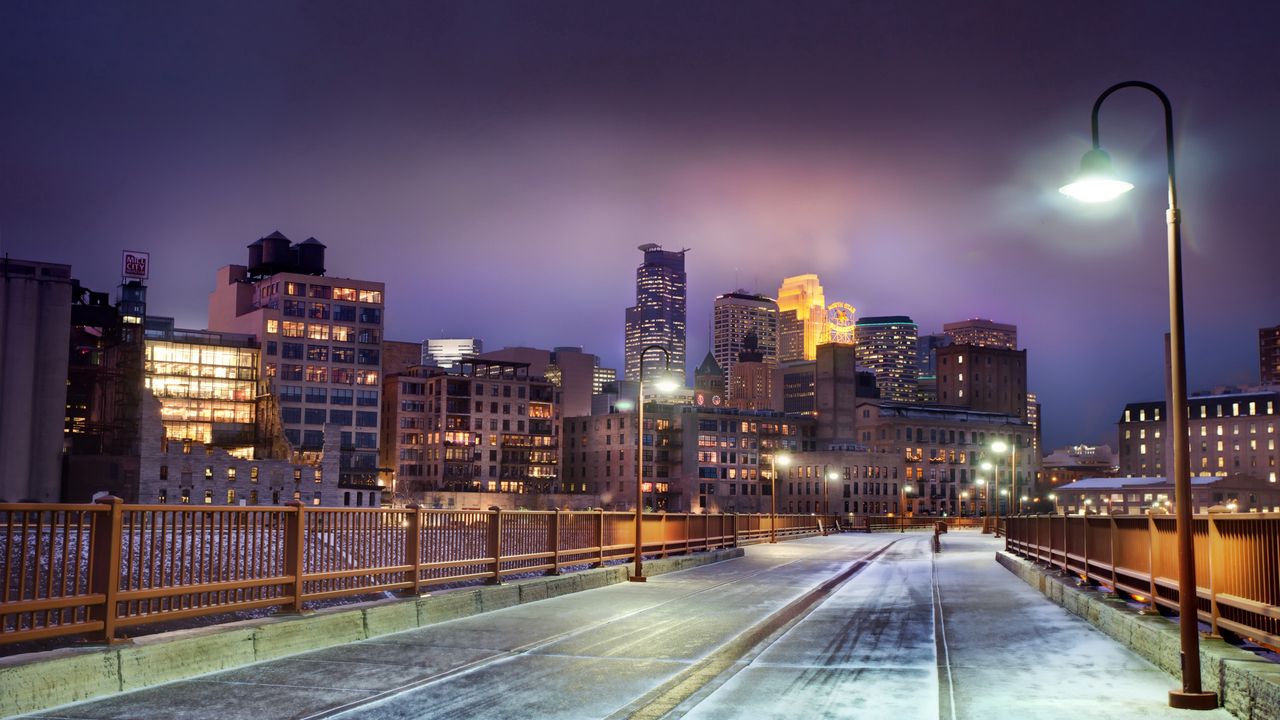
632,373,646,581
769,455,778,543
1087,81,1215,711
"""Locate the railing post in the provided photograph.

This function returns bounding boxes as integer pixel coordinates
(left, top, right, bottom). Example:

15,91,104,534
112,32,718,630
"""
1146,511,1159,612
546,508,562,576
89,495,124,644
1206,509,1224,636
1081,516,1091,584
1109,515,1119,596
486,507,503,584
283,500,306,613
401,504,421,596
703,512,710,551
732,513,740,547
658,512,667,558
594,508,605,568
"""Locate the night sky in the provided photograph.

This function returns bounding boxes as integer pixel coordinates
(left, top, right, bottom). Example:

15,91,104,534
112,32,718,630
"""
3,1,1278,452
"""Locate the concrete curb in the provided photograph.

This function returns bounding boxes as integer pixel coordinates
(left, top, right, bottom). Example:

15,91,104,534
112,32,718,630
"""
995,550,1280,720
0,547,744,718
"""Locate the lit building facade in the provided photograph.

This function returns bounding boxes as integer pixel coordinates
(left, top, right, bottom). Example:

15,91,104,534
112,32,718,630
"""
1043,444,1116,492
422,338,483,370
854,399,1036,516
1053,475,1280,515
728,333,773,411
1116,390,1279,483
943,318,1017,350
854,316,919,403
776,274,826,362
208,232,385,491
143,319,259,453
779,449,906,516
712,290,778,396
1262,324,1280,386
593,366,617,395
624,244,687,382
380,359,562,500
562,403,815,513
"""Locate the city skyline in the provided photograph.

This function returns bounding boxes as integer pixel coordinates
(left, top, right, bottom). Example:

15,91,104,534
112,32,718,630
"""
3,2,1280,452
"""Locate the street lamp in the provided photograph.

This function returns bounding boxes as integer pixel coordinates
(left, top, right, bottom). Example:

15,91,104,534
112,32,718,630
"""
770,452,792,543
1059,80,1214,711
991,439,1016,521
1048,493,1058,515
980,461,995,533
1020,495,1030,513
899,483,913,533
630,344,679,583
975,477,987,523
824,468,840,516
960,490,969,519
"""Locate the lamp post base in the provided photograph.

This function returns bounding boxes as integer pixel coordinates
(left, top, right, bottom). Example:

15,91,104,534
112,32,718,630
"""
628,575,648,583
1168,691,1218,710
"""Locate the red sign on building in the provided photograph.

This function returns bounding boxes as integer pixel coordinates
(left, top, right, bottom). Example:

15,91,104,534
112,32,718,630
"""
122,250,150,279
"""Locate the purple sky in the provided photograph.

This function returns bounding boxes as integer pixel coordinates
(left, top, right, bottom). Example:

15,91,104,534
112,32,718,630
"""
3,2,1278,452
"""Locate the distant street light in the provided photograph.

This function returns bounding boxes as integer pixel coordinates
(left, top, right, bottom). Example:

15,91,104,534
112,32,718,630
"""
770,452,792,543
960,490,970,519
900,484,913,533
1048,493,1058,514
1059,83,1213,708
630,344,678,583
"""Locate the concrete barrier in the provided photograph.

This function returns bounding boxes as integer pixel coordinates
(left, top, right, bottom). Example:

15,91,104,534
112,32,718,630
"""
0,547,743,718
996,550,1280,720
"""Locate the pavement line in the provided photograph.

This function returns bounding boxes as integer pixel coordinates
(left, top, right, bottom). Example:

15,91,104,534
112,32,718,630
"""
306,544,848,720
931,546,958,720
605,539,900,720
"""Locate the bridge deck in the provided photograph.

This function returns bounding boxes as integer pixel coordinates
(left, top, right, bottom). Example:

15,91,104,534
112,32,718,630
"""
18,533,1231,719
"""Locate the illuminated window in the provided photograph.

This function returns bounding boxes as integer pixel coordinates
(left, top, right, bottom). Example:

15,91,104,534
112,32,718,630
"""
333,287,357,301
282,321,305,337
358,289,383,304
286,282,306,296
307,324,330,341
227,467,237,481
181,488,191,504
332,325,354,342
158,488,167,504
204,489,213,504
250,466,259,482
314,469,323,483
308,285,331,299
204,466,213,479
356,370,379,385
266,319,279,334
227,489,236,504
306,366,329,383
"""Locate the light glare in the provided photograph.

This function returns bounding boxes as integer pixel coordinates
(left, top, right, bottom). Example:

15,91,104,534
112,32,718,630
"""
1060,177,1134,203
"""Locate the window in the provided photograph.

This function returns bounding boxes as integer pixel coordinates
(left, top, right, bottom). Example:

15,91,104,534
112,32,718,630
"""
357,328,380,344
307,345,329,361
305,387,327,403
358,307,381,324
354,432,376,448
282,342,304,359
281,321,305,337
332,388,354,405
266,319,279,334
227,467,237,481
283,299,306,317
204,489,213,504
356,411,378,427
308,303,330,320
356,369,379,385
158,488,167,503
332,368,355,385
333,305,356,322
281,406,302,423
280,364,303,381
305,408,327,425
357,390,378,406
358,348,380,365
332,325,355,343
358,289,383,303
302,430,324,448
227,489,237,504
332,347,355,363
307,324,330,341
180,488,191,504
285,282,306,296
279,385,304,402
159,465,168,480
333,287,357,301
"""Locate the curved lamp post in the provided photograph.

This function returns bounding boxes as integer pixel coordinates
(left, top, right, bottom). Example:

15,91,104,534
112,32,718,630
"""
975,477,987,524
899,483,913,533
630,344,680,583
1059,81,1215,710
980,461,995,533
770,451,792,543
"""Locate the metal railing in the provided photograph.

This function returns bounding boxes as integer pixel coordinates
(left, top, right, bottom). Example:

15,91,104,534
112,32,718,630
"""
1005,513,1280,650
854,515,986,532
0,497,836,646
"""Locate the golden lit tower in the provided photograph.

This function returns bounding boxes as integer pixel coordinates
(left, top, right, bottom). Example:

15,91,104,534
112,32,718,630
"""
776,274,826,362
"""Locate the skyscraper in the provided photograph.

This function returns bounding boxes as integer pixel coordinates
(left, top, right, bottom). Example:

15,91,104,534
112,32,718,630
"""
915,332,952,403
942,318,1017,350
1261,324,1280,386
712,290,778,397
624,244,687,383
776,274,826,362
854,315,919,402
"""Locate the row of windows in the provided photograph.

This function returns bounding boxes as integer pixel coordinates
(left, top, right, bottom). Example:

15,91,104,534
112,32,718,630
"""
1125,399,1277,423
272,365,379,385
277,386,377,404
158,464,318,483
281,429,377,449
267,320,381,343
281,407,378,426
281,282,383,304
